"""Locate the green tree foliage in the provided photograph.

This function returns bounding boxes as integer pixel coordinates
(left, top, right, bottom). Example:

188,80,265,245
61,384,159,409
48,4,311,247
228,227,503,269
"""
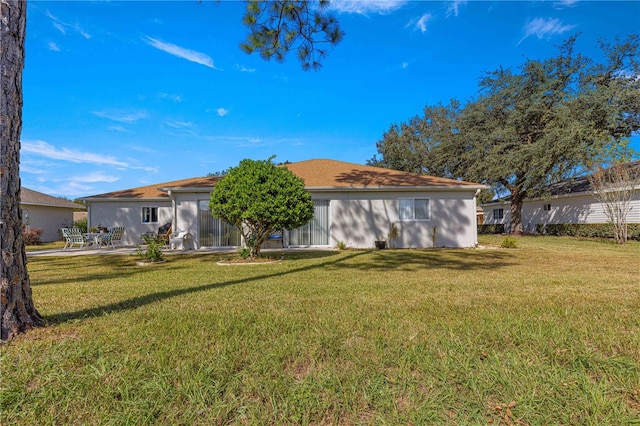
209,157,314,258
240,0,344,70
371,35,640,234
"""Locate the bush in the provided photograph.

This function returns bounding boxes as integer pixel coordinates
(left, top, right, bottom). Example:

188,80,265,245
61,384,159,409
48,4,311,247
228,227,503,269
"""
336,241,347,250
500,236,518,249
536,223,640,241
136,234,165,263
73,217,88,233
22,226,43,245
478,224,505,234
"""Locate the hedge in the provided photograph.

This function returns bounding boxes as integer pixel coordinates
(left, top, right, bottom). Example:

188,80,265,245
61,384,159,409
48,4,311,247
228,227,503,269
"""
535,223,640,241
478,224,505,234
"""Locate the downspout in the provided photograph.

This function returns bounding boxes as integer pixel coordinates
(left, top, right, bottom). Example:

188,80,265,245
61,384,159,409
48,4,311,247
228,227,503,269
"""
168,190,176,232
474,189,481,247
86,202,91,231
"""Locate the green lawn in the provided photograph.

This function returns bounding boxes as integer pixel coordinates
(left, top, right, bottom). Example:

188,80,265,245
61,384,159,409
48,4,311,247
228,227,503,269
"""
2,236,639,424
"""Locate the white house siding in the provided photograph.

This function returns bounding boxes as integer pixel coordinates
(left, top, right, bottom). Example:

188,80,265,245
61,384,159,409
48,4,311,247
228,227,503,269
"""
315,190,478,249
88,200,172,246
166,189,479,249
482,192,640,232
22,205,75,242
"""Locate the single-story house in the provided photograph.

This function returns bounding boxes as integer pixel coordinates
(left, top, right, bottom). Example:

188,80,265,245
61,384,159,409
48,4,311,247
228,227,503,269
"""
481,161,640,233
21,187,85,242
81,159,488,249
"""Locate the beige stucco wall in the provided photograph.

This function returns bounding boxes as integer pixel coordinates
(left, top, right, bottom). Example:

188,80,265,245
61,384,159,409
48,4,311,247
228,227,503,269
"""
22,205,75,242
314,190,478,249
90,189,480,249
88,200,172,246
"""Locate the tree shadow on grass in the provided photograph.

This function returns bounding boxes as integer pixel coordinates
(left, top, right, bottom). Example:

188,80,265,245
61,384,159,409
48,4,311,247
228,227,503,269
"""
27,255,185,287
325,248,517,272
44,249,516,325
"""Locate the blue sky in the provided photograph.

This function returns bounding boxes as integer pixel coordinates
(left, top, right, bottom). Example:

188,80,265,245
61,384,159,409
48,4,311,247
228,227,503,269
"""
21,1,640,198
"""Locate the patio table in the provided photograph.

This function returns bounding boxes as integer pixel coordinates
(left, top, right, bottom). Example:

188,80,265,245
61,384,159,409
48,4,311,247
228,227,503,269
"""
84,232,108,248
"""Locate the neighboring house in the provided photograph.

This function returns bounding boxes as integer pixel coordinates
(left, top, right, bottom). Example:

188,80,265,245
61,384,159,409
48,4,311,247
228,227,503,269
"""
81,159,488,249
21,187,85,242
481,161,640,232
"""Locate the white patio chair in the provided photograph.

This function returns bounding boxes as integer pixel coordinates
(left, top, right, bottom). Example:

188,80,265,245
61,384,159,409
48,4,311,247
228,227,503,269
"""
61,227,86,250
105,226,125,249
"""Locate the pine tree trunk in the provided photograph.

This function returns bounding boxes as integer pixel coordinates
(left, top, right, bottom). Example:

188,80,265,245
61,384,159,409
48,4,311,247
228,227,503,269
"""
1,0,44,341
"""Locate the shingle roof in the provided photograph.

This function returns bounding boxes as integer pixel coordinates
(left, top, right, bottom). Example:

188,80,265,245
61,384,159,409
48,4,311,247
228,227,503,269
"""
283,159,482,188
546,160,640,196
83,159,484,200
85,176,222,199
21,188,85,209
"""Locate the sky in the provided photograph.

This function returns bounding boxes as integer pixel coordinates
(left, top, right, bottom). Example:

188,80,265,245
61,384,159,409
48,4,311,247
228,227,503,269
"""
20,0,640,198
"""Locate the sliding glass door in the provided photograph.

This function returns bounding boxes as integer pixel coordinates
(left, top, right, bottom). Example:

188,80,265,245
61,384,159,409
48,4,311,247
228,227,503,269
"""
289,200,330,246
198,200,242,247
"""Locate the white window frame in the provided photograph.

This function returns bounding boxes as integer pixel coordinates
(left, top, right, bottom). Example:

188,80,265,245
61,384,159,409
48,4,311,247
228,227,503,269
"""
399,198,430,221
493,208,504,220
142,206,159,224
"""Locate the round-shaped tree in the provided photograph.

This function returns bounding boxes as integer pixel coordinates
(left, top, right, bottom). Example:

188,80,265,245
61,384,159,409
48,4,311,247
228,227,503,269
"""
209,158,314,258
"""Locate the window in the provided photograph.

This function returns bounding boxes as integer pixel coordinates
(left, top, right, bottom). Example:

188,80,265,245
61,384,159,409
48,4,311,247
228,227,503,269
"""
399,198,430,221
142,207,158,223
493,208,504,220
543,204,551,212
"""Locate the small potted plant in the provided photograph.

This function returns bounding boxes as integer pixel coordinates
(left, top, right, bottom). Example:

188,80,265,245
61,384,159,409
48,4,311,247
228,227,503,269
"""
374,236,387,249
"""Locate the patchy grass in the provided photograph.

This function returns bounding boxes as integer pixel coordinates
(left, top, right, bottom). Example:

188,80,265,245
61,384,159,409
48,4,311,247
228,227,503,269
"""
2,237,639,424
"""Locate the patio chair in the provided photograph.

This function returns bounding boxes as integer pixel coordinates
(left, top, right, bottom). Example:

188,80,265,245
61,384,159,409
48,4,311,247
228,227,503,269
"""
104,226,125,249
169,231,195,250
157,223,172,247
61,227,86,250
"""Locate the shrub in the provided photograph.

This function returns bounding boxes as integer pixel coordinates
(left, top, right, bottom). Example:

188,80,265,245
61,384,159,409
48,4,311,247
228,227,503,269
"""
500,236,518,249
336,241,347,250
73,217,88,233
136,234,165,263
22,226,43,245
478,224,505,234
238,247,251,259
536,223,640,241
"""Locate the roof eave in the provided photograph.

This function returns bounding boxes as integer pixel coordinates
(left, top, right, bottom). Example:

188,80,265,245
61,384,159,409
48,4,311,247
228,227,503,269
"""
306,185,490,192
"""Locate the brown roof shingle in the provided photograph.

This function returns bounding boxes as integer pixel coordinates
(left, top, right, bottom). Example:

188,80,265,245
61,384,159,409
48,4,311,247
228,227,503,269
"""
284,159,482,188
86,176,221,199
83,159,484,199
21,188,85,209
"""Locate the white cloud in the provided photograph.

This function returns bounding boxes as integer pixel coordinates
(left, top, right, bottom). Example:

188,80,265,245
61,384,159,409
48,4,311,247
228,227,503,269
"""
92,110,149,123
47,42,60,52
217,108,229,117
518,17,576,44
554,0,579,9
45,10,91,39
61,172,120,184
165,120,193,129
446,0,467,18
157,92,182,102
108,125,129,133
409,13,433,33
236,64,256,73
22,140,129,168
330,0,407,15
143,36,219,69
402,62,409,69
